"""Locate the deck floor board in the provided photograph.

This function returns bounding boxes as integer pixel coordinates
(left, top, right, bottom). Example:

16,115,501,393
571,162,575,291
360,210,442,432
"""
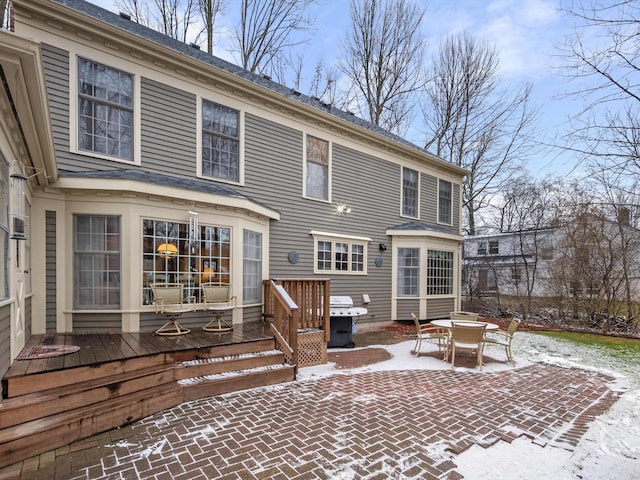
5,322,272,381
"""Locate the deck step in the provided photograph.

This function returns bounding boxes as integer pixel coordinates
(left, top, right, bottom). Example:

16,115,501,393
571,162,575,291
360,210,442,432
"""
181,364,296,401
3,353,168,398
175,349,286,380
0,382,183,468
0,341,295,469
0,363,176,429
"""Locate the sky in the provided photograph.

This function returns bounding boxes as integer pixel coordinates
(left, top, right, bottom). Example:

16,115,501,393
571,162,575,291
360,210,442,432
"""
86,0,591,177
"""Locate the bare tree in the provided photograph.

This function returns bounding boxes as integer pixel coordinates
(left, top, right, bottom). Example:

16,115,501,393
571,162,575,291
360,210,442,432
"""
559,0,640,183
234,0,315,76
339,0,426,135
423,31,538,235
198,0,227,55
493,176,560,317
116,0,201,44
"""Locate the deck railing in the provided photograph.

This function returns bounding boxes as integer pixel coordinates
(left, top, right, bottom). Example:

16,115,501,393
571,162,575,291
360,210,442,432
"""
263,278,331,368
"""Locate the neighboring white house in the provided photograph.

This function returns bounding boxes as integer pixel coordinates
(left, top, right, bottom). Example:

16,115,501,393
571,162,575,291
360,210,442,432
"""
463,211,640,319
463,228,555,299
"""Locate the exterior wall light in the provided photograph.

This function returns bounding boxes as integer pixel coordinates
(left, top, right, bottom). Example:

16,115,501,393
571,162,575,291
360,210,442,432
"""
10,173,27,240
336,203,351,215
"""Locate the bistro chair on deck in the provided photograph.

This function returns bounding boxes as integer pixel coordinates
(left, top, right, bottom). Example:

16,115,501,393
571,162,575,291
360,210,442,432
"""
484,317,521,366
150,283,196,336
449,321,487,370
411,313,449,358
201,283,236,332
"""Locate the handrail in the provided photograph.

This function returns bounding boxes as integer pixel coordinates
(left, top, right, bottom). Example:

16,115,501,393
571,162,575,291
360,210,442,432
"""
263,278,331,369
268,279,299,369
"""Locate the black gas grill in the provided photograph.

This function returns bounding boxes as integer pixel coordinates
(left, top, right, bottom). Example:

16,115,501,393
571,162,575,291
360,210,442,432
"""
327,296,367,348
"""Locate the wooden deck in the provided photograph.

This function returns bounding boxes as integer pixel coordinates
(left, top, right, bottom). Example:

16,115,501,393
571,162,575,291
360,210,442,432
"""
0,322,297,468
4,321,272,385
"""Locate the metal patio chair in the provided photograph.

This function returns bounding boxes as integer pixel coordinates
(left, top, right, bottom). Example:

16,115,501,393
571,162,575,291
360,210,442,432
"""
449,321,487,370
484,317,521,366
411,313,449,358
150,283,196,336
201,283,236,332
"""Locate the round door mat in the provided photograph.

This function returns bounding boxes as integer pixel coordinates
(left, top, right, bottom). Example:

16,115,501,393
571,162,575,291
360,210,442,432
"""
16,345,81,360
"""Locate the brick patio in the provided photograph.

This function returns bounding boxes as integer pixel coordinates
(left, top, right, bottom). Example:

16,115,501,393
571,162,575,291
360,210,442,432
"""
0,362,620,479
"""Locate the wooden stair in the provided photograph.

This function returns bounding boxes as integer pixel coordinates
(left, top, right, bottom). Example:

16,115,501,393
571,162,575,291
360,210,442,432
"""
0,338,295,468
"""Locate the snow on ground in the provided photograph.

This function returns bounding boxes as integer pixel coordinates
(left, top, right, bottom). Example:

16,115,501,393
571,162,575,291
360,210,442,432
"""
298,332,640,480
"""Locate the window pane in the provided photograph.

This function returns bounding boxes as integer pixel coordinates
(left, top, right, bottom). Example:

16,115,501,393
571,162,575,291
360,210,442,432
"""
402,167,418,217
317,241,332,271
398,248,419,296
426,250,453,295
142,219,232,305
438,179,452,224
351,244,364,272
243,230,262,303
78,58,133,161
306,136,329,200
74,215,121,308
202,100,239,182
335,242,348,271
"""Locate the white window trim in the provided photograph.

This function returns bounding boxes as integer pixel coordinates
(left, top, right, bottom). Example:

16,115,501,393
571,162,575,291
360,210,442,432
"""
400,166,420,219
437,178,453,226
303,133,332,203
196,95,245,186
310,231,370,275
69,54,142,166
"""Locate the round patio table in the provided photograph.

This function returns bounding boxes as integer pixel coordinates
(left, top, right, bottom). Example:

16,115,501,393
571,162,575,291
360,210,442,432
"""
431,319,500,331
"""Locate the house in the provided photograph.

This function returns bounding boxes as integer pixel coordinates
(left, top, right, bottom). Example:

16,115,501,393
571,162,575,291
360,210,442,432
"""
463,211,640,320
463,229,555,298
0,0,467,380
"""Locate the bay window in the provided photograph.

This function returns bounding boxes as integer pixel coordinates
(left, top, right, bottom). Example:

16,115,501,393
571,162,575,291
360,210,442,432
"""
142,219,231,304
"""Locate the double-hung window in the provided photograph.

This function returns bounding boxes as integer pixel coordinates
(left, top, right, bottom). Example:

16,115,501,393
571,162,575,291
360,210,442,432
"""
78,58,133,161
402,167,419,217
426,249,453,295
397,248,419,296
305,135,329,200
74,215,121,308
438,179,452,224
313,232,368,274
243,230,262,304
202,100,240,182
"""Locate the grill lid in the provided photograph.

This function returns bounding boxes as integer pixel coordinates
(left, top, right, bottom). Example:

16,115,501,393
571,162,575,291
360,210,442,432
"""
330,296,354,308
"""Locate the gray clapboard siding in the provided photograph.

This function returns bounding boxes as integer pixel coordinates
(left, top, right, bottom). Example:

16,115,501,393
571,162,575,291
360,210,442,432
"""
41,44,70,157
427,298,455,319
242,305,262,323
46,210,57,332
72,313,122,332
243,114,406,323
0,304,11,392
396,300,420,322
140,77,197,175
